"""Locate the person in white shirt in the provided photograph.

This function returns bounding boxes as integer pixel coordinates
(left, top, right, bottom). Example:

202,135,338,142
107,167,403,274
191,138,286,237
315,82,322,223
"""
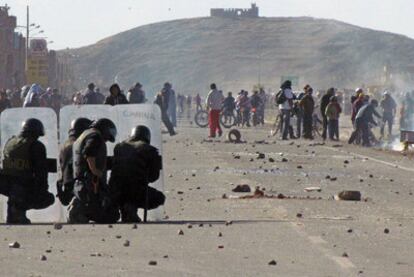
206,83,224,138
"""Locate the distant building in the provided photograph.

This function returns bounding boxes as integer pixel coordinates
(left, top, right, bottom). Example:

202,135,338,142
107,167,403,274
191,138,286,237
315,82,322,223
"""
0,5,26,90
210,3,259,18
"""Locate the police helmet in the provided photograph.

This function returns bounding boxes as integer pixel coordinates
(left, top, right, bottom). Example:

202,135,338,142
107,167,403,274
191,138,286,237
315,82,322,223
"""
70,117,93,138
91,118,117,142
21,118,45,137
130,125,151,143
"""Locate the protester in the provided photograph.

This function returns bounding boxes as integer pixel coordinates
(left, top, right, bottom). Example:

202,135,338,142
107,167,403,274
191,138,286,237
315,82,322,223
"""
320,88,335,140
380,91,397,138
348,99,381,146
299,86,315,139
83,83,97,104
238,90,251,127
23,83,42,107
250,91,262,126
0,90,12,113
351,89,365,125
277,80,294,140
325,96,342,141
222,92,236,124
154,88,176,136
104,83,128,105
127,82,146,104
164,83,177,127
206,83,224,138
195,93,202,111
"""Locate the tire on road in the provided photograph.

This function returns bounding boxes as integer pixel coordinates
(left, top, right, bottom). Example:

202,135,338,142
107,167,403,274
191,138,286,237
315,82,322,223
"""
227,128,242,143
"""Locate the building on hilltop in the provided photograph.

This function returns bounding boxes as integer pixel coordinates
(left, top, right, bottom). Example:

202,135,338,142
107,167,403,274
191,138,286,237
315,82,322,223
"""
210,3,259,18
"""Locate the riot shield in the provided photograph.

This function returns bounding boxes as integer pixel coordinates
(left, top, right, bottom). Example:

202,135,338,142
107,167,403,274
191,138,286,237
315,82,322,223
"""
59,104,164,221
0,108,61,222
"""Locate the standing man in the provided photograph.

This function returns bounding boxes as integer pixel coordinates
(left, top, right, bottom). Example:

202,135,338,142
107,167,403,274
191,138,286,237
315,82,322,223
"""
206,83,224,138
195,93,202,111
109,126,165,223
299,86,315,139
83,83,99,105
320,88,335,140
277,80,294,140
69,118,120,223
154,89,176,136
222,92,236,124
127,82,146,104
164,83,177,127
104,83,128,106
349,99,381,146
57,118,92,206
380,91,397,139
1,119,55,224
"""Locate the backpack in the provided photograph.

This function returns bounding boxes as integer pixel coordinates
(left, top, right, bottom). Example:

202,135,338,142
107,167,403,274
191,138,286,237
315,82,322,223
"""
275,90,286,105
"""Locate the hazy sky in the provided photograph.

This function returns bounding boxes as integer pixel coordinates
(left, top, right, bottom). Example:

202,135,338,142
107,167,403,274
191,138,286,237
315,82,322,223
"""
3,0,414,50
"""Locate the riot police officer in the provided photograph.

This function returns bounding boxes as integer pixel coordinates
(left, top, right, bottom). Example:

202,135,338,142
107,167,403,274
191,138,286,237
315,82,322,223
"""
69,118,119,223
57,118,92,206
109,125,165,223
1,118,55,224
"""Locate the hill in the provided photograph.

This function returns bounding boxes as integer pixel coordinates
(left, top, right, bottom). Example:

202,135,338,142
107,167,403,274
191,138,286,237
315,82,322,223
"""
66,16,414,95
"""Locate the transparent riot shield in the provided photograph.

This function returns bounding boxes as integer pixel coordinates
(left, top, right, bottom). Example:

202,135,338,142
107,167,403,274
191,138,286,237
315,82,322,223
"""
59,104,164,221
0,108,61,223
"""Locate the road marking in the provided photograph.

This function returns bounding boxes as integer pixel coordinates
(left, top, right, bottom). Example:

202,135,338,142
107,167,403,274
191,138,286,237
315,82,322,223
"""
323,146,414,173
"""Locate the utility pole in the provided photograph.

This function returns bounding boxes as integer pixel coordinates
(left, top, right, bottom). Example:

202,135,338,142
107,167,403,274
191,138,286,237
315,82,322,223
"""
25,5,29,72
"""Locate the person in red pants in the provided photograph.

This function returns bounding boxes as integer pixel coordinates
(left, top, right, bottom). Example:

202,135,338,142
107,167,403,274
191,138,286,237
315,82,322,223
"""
206,83,224,138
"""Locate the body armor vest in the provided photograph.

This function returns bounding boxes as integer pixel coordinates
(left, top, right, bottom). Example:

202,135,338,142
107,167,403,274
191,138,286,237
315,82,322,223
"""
112,140,149,178
2,136,35,178
73,129,107,179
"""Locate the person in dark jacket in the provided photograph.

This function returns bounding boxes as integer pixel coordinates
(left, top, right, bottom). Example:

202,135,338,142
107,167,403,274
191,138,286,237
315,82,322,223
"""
104,84,128,106
299,86,315,139
154,91,176,136
57,118,92,206
69,118,120,223
109,125,165,223
320,88,335,140
127,82,146,104
380,92,397,138
1,119,55,224
348,99,381,146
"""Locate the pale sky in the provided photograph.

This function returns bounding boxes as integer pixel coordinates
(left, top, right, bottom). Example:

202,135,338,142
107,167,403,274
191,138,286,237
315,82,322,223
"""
3,0,414,50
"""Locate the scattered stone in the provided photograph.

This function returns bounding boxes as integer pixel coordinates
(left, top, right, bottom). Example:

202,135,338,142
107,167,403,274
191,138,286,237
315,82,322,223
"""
384,228,390,234
149,260,157,266
296,213,303,218
40,255,47,261
232,184,251,193
268,158,275,163
347,229,353,233
342,252,349,258
325,175,331,179
123,240,130,247
297,165,303,169
108,225,113,228
281,158,288,162
192,173,196,177
222,194,228,199
213,166,220,171
234,155,241,159
335,191,361,201
163,255,169,259
46,231,51,235
45,249,52,253
330,177,337,181
178,229,184,235
53,223,63,230
277,193,286,199
369,174,373,178
218,245,224,249
187,224,193,229
344,160,349,164
304,187,321,192
199,224,204,227
8,241,20,249
225,221,233,226
218,232,223,237
177,191,184,195
257,153,265,159
132,224,138,229
268,260,277,266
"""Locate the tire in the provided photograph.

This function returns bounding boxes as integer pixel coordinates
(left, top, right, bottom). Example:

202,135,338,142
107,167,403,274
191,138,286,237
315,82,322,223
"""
194,110,209,128
220,113,236,129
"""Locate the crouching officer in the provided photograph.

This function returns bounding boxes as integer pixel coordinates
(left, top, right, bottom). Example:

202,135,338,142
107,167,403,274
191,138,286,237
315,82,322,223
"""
57,118,92,206
109,125,165,223
1,119,55,224
69,118,120,223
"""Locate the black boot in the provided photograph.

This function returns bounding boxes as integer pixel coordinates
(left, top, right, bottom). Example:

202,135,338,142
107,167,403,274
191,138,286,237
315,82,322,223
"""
121,203,141,223
68,199,89,224
6,205,31,224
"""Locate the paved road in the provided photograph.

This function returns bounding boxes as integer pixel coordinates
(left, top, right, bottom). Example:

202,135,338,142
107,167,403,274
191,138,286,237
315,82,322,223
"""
0,121,413,277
